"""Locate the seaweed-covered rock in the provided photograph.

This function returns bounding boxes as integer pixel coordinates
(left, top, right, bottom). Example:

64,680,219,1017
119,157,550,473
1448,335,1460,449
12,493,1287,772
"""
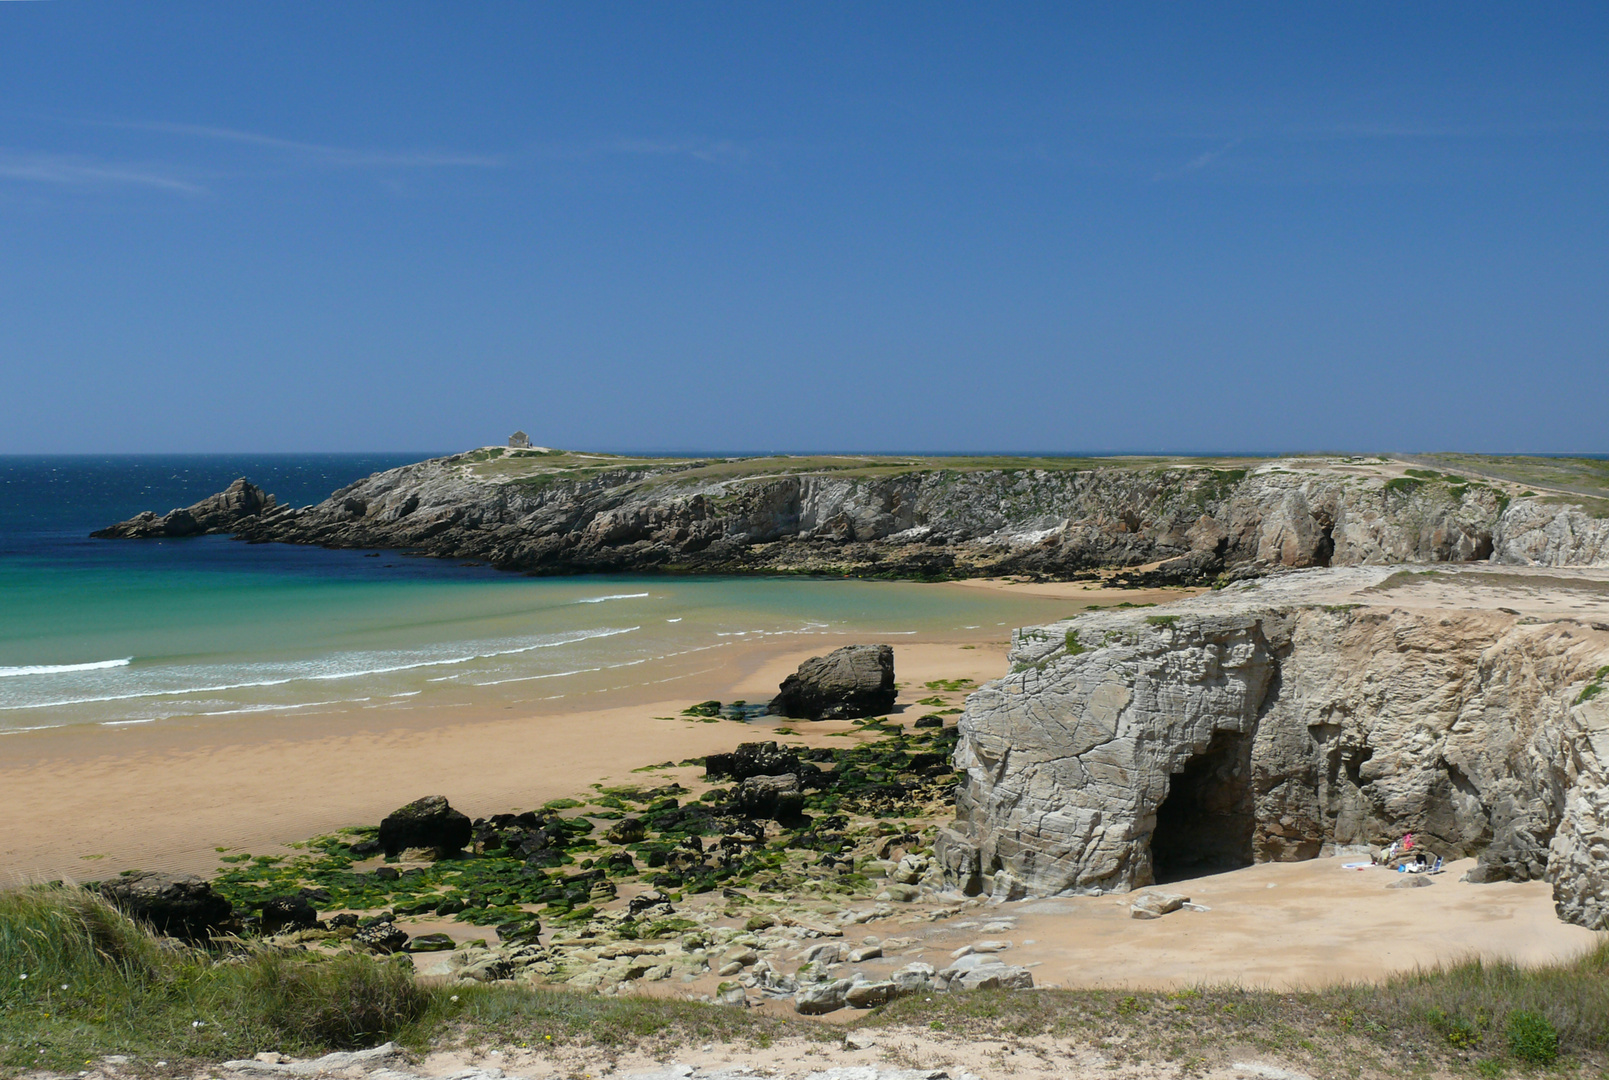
98,872,234,941
260,894,319,935
406,933,456,952
378,795,472,858
353,920,410,953
770,645,896,720
705,741,802,781
605,817,647,844
733,773,804,822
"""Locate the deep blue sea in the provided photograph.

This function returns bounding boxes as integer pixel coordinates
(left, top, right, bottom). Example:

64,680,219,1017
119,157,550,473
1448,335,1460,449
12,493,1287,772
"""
0,455,1074,734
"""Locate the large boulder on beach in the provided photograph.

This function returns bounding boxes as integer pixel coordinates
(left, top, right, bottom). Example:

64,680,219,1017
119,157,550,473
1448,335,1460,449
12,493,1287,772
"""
769,644,896,720
92,478,279,539
378,795,472,859
98,871,234,941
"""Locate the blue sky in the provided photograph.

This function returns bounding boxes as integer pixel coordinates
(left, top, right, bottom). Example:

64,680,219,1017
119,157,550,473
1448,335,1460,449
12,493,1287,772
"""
1,4,1605,455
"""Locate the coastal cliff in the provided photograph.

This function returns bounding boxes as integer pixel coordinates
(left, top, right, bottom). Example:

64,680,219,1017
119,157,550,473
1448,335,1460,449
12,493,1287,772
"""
935,565,1609,929
92,449,1609,578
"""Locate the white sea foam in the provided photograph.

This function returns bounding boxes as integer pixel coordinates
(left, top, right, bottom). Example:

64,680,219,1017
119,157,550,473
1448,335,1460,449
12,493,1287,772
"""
0,626,641,712
471,666,601,687
196,698,364,718
0,658,132,678
575,592,651,604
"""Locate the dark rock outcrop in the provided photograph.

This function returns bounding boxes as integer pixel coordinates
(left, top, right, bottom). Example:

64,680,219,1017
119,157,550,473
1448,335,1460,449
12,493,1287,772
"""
353,919,409,953
705,741,802,780
259,894,319,935
98,871,234,941
378,795,472,859
92,478,280,539
770,645,896,720
732,773,805,822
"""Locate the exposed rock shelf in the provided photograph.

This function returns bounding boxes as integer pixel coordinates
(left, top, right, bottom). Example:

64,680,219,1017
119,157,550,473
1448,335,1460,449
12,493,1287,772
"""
91,450,1609,579
91,478,277,539
935,564,1609,929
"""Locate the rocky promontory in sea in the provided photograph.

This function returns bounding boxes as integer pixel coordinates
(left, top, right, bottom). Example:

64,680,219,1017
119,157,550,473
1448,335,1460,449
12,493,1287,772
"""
91,449,1609,580
91,478,277,539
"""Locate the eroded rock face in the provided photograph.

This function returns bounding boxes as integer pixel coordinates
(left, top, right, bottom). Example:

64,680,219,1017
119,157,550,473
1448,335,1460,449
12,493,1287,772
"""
94,454,1608,578
770,644,896,720
92,478,279,539
1492,502,1609,567
939,584,1609,929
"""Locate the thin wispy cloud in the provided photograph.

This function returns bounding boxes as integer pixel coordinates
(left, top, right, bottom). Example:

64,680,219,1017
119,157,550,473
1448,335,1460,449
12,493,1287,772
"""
0,151,206,195
1151,137,1246,182
98,119,502,169
605,138,748,164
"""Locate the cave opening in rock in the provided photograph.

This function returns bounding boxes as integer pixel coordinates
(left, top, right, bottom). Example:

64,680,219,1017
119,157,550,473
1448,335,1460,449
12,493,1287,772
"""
1150,729,1256,883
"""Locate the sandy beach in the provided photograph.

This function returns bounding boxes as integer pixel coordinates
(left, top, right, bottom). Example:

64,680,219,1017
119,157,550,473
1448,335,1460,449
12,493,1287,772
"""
0,634,1009,883
5,573,1601,996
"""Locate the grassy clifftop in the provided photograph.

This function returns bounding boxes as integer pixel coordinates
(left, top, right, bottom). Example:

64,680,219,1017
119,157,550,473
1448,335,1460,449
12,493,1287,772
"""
450,447,1270,489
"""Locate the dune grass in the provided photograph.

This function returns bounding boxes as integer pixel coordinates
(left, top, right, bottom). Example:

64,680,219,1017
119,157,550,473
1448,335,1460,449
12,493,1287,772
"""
4,884,1606,1077
870,940,1609,1075
0,887,429,1071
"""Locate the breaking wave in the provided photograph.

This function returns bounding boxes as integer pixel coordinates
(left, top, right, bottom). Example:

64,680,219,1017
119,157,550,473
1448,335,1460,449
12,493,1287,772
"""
0,658,133,678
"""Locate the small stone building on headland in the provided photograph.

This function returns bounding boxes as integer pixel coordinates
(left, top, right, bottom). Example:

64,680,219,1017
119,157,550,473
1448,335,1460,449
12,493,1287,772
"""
508,431,531,449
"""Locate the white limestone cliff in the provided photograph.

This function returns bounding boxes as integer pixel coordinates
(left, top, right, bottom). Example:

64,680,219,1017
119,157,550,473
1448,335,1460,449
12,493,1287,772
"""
936,566,1609,929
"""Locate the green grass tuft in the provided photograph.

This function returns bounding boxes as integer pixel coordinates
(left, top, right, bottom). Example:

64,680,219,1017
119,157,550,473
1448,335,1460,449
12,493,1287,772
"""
1506,1009,1559,1064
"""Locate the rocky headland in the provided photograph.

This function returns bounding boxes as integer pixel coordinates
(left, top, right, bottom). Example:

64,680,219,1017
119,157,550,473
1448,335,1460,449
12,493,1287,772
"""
92,450,1609,580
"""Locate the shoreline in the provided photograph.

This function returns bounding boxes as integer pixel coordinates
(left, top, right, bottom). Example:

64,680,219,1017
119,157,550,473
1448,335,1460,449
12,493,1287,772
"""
6,570,1598,1002
0,633,1010,883
0,575,1195,882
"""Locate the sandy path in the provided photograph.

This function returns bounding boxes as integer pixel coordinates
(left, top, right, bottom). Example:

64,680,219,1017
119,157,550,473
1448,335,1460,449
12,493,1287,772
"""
0,638,1006,883
872,855,1598,991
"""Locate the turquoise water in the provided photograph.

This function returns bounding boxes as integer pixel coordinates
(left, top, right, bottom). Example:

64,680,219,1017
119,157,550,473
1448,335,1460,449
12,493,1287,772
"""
0,456,1073,733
